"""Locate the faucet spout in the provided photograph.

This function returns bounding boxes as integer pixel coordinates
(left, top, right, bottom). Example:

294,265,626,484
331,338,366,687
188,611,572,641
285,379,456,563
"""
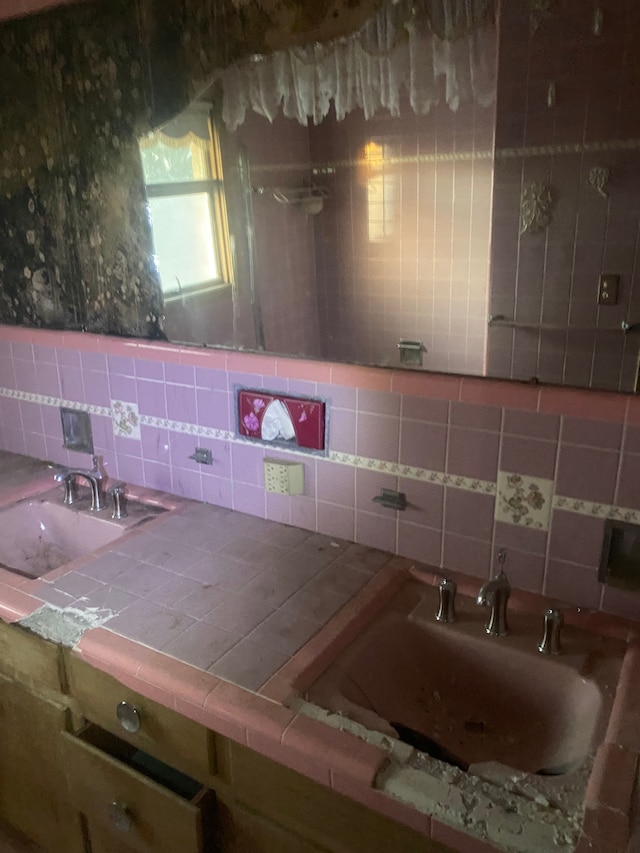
54,455,106,512
477,569,511,636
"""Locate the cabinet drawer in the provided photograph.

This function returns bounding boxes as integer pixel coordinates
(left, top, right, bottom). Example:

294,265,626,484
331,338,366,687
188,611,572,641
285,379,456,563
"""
61,727,215,853
67,653,214,782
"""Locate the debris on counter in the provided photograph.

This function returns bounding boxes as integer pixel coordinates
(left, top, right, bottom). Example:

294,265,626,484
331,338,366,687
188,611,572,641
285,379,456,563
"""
19,603,115,647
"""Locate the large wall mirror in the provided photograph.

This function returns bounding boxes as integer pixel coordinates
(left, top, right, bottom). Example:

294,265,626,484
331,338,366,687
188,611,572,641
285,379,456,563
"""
1,0,639,393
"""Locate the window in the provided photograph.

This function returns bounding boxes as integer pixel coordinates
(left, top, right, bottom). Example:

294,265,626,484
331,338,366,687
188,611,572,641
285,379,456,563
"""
139,105,233,299
360,139,399,242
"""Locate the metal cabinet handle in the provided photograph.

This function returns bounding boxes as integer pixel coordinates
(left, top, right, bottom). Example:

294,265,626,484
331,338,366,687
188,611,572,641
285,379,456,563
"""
116,700,141,733
108,801,134,832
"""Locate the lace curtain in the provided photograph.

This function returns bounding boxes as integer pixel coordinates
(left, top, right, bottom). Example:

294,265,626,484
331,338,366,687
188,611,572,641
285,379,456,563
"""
218,0,496,131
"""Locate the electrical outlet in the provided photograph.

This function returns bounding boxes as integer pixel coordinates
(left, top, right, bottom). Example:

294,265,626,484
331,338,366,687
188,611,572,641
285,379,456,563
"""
263,458,304,495
598,273,620,305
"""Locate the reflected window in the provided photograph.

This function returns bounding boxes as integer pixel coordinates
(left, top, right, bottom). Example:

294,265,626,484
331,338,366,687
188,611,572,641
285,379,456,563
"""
139,105,232,298
361,140,399,241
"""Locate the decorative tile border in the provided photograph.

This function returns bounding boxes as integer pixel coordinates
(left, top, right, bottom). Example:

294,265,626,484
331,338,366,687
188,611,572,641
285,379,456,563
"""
4,385,640,525
0,386,110,418
138,413,233,441
328,450,496,495
553,495,640,525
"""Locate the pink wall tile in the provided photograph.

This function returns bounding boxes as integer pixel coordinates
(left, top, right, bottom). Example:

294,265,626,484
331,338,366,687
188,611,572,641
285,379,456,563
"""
137,379,167,417
615,453,640,509
442,532,492,579
355,413,400,461
317,502,355,541
391,371,461,400
562,417,623,450
358,388,401,417
502,409,560,440
397,521,442,565
445,490,495,541
354,510,397,553
328,408,357,454
460,378,539,411
544,559,603,609
548,512,606,569
317,460,355,507
539,388,627,422
500,434,557,480
399,420,447,470
232,482,266,518
493,520,548,557
493,546,545,594
401,394,450,423
450,401,502,431
556,445,619,503
447,427,500,481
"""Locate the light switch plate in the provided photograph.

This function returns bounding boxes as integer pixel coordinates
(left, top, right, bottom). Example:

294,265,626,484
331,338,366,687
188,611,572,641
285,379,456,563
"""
598,273,620,305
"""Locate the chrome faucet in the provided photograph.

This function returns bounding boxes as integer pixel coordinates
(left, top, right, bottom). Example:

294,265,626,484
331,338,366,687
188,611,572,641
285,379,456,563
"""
54,455,106,512
477,550,510,636
538,608,563,655
436,578,457,623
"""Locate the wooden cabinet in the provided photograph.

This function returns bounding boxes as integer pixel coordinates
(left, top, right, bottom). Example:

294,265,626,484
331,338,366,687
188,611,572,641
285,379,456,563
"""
0,672,85,853
66,653,215,784
227,743,449,853
62,726,215,853
0,621,452,853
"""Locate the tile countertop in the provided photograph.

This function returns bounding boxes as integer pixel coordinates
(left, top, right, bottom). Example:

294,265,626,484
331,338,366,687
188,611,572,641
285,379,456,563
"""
0,452,639,853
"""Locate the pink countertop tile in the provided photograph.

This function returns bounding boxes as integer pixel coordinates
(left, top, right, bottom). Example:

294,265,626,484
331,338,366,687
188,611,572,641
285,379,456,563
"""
1,455,637,853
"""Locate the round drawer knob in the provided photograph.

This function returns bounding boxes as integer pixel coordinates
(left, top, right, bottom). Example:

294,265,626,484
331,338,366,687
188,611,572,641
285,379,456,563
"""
116,700,141,733
108,801,134,833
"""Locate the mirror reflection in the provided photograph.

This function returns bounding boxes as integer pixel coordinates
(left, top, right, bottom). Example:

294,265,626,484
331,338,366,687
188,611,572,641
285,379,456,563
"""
149,0,498,377
2,0,640,393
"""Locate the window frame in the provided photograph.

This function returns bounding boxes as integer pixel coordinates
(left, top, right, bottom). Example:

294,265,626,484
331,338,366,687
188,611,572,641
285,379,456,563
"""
141,107,233,301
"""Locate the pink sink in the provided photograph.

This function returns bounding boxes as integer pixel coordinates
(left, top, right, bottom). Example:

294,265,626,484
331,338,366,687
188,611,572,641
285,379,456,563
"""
305,581,623,777
0,495,163,579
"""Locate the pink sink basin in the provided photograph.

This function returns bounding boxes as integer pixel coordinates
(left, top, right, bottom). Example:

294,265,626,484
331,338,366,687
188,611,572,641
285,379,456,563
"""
305,581,622,777
0,496,161,579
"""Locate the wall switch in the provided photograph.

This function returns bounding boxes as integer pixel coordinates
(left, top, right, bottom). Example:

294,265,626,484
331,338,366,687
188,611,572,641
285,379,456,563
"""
264,458,304,495
598,273,620,305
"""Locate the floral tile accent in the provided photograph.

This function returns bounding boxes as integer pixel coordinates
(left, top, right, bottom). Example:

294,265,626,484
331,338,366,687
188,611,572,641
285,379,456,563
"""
111,399,141,440
495,471,553,530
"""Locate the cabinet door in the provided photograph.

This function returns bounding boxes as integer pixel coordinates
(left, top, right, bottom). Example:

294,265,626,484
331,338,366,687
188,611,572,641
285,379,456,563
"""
0,673,84,853
229,743,449,853
217,801,329,853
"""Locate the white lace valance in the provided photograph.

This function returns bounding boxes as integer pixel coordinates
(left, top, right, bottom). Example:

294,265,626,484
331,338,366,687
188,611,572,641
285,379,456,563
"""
218,0,497,131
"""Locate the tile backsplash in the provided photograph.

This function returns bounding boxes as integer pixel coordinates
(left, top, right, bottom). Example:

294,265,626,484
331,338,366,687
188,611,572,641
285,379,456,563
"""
2,324,640,622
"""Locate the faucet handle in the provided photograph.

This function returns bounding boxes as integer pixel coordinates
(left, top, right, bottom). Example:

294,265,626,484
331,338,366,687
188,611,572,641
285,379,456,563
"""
109,482,128,520
538,608,564,655
436,578,457,624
